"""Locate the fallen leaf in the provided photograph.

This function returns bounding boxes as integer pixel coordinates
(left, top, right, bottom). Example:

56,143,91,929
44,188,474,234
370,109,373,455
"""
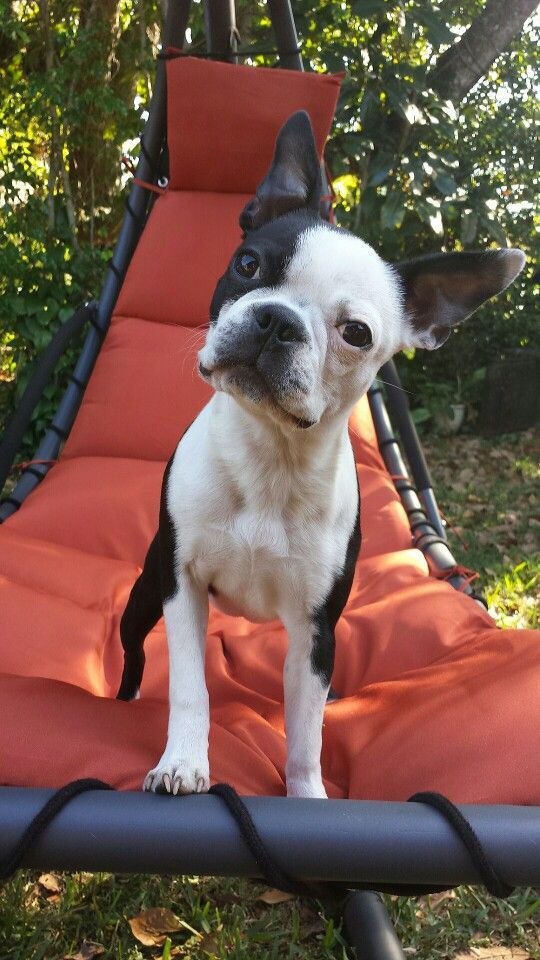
128,907,184,947
64,944,105,960
427,889,457,909
257,888,296,905
38,873,62,897
299,919,326,940
199,933,220,956
454,948,532,960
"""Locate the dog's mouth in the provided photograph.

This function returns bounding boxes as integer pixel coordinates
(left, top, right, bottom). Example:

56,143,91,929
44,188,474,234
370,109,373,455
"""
198,362,315,430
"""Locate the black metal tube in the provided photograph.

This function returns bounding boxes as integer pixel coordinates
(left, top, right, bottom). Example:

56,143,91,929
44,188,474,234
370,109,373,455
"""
0,0,191,522
267,0,303,70
0,303,96,499
379,361,432,492
378,361,445,539
0,788,538,886
204,0,238,63
344,892,406,960
367,384,472,592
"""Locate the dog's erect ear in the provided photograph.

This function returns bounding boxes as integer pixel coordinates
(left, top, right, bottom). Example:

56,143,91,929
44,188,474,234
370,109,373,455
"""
240,111,323,233
397,248,526,350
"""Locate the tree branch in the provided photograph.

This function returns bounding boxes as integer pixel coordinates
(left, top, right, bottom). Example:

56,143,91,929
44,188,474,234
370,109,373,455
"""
430,0,539,103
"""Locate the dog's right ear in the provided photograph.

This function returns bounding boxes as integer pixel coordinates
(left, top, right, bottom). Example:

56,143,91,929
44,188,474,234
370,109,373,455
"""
240,111,323,233
397,248,526,350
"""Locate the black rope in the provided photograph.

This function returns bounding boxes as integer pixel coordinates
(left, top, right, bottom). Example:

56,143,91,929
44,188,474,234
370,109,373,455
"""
0,495,21,512
22,466,46,483
408,792,513,898
394,482,417,496
209,783,310,895
0,779,113,880
48,424,68,441
378,437,397,450
88,317,106,340
410,519,431,534
158,46,301,61
107,261,122,280
415,532,449,550
0,779,515,899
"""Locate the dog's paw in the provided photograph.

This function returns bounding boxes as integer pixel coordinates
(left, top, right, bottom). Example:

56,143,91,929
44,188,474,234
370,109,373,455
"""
143,754,210,795
286,774,328,799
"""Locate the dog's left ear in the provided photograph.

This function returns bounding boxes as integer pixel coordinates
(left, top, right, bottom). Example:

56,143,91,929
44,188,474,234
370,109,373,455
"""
397,248,526,350
240,110,323,233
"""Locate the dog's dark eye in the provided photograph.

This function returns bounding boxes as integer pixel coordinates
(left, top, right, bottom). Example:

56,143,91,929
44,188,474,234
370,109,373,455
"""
339,321,372,348
234,252,260,280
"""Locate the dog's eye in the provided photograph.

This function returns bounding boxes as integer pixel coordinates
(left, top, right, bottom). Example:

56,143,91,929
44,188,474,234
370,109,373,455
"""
234,252,260,280
338,321,372,348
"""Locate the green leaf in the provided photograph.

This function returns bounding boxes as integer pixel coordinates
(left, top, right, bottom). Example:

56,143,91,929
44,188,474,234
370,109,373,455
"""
380,191,406,230
483,217,507,246
416,10,454,47
368,153,394,187
433,173,458,196
460,210,478,244
351,0,390,18
411,407,431,424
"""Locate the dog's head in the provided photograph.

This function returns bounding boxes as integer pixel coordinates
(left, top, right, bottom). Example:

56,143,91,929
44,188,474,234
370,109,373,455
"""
198,111,525,431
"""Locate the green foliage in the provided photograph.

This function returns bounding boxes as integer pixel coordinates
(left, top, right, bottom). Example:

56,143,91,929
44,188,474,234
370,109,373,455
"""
1,0,538,457
291,0,539,412
0,0,159,455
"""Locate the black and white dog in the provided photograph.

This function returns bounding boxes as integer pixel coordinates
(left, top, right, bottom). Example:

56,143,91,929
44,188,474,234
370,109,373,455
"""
117,111,524,799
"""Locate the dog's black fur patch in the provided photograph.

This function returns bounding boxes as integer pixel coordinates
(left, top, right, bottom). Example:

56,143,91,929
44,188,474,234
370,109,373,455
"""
159,456,178,604
310,483,361,687
117,435,187,701
210,210,331,323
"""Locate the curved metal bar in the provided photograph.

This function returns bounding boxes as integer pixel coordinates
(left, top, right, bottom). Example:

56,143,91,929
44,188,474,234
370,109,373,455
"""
204,0,238,63
267,0,303,70
344,892,406,960
368,382,474,593
0,0,191,521
0,788,538,886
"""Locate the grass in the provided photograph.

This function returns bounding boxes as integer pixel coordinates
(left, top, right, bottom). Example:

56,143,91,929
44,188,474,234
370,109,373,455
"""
0,873,538,959
1,427,539,959
423,427,539,630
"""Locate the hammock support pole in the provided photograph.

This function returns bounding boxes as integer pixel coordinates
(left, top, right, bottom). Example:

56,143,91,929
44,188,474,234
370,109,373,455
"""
0,788,538,886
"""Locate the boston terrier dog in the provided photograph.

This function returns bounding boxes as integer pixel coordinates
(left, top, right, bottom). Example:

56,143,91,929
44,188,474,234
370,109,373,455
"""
117,111,525,799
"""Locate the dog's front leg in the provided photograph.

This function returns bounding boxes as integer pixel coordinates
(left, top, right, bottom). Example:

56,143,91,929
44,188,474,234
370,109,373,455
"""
282,615,333,799
144,571,210,795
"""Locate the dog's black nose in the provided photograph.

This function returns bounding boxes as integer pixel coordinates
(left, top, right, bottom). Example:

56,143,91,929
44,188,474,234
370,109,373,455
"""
252,303,308,346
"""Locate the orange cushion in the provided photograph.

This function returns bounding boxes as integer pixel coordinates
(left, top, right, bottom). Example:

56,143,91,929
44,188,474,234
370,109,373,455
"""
114,192,251,328
166,58,342,193
62,316,212,461
1,58,539,804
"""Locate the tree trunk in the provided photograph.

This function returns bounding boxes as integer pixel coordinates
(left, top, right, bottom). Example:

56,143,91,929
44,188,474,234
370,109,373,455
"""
430,0,539,103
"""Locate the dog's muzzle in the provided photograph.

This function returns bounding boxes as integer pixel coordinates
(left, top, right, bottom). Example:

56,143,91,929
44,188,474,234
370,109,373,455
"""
199,303,315,427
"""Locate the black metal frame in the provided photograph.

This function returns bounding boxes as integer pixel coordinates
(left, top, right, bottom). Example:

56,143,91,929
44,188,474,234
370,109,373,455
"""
1,3,539,957
0,0,192,522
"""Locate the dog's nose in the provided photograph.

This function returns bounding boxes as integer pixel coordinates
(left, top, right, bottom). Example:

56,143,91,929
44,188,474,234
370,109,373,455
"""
252,303,308,346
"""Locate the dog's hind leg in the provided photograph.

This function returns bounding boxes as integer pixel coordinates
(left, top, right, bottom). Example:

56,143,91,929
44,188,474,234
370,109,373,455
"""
117,533,162,701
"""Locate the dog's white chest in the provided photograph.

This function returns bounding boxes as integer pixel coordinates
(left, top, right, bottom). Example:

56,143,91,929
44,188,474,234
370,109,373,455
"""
192,510,296,621
167,397,357,624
